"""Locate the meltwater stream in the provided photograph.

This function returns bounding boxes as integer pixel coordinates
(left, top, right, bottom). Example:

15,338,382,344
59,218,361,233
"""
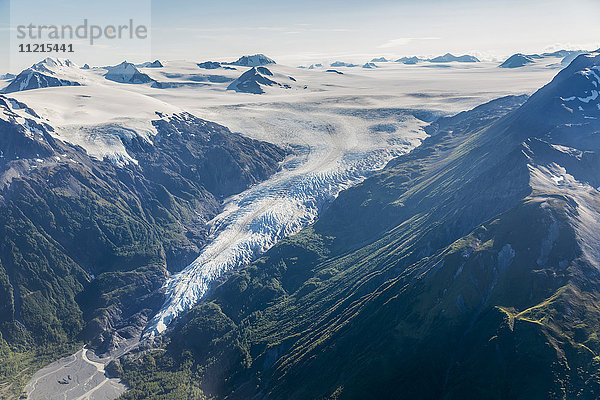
144,108,428,338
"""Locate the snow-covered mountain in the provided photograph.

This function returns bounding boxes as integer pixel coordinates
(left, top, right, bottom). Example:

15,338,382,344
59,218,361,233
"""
516,50,600,138
29,58,77,74
8,83,186,166
136,60,164,68
227,66,296,94
229,54,276,67
104,61,155,84
330,61,358,67
542,49,586,58
137,60,164,68
3,58,83,93
396,56,421,64
429,53,480,63
371,57,389,62
498,49,590,69
197,61,236,70
499,53,536,68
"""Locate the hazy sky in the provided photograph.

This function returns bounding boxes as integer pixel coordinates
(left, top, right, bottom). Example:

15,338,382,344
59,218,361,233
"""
1,0,599,72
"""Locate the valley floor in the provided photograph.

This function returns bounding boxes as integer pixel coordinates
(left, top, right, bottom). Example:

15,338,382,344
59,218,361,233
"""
26,347,126,400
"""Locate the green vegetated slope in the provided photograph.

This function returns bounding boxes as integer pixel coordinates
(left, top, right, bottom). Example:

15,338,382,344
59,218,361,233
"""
121,53,600,399
0,104,285,397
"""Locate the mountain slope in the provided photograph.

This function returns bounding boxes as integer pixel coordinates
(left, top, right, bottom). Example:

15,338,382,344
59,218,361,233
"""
120,52,600,399
0,94,286,396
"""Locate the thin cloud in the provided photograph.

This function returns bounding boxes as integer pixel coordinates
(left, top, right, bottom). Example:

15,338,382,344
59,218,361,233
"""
543,42,599,52
378,37,440,49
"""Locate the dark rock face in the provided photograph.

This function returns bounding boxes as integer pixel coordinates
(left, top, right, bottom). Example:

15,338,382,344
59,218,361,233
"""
0,99,286,356
0,97,55,162
136,113,287,198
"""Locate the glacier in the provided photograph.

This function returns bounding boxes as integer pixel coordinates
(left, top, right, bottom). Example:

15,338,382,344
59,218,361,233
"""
144,111,428,338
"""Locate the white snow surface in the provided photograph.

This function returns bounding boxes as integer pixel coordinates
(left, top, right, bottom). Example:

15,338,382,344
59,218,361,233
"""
11,86,181,165
4,57,563,337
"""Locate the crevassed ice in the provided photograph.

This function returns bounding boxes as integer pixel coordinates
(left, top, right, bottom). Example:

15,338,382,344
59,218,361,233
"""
144,114,426,339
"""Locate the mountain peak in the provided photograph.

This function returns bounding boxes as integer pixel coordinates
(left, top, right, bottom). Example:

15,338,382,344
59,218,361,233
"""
104,61,154,84
505,51,600,148
227,66,294,94
499,53,535,68
137,60,164,68
229,54,276,67
32,57,76,72
429,53,480,63
552,51,600,117
396,56,421,64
